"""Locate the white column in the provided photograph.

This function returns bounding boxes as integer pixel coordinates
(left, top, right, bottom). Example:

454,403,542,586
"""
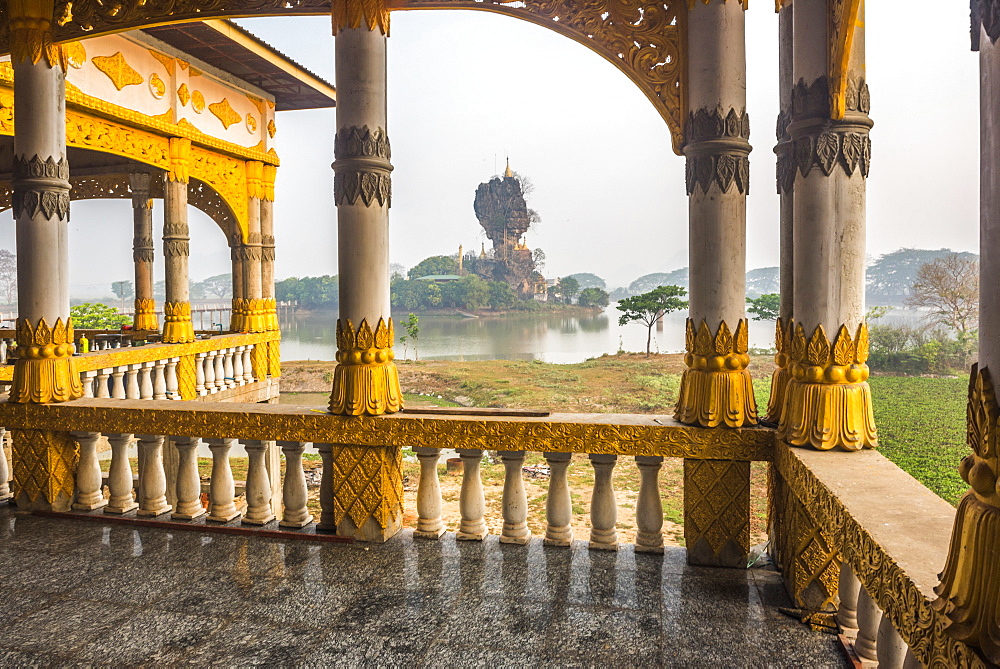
233,346,245,385
205,438,240,522
278,441,313,528
203,352,216,393
499,451,530,545
413,447,444,539
172,436,206,520
456,449,488,540
72,431,106,510
136,434,171,517
224,349,236,388
635,456,664,553
241,439,275,525
855,586,881,663
588,454,618,550
242,347,254,382
543,452,573,546
213,352,225,393
105,433,138,514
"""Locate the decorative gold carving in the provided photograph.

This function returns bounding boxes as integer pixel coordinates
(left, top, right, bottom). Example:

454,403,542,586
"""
332,0,389,35
9,0,66,70
167,136,190,183
767,317,792,423
828,0,862,120
92,51,144,91
329,443,402,533
229,297,246,333
267,337,281,377
208,97,241,129
149,73,166,99
191,90,206,113
330,317,403,416
0,397,774,461
72,331,279,374
10,429,77,510
9,317,84,404
162,301,195,344
239,298,269,333
246,114,257,133
177,353,197,400
777,321,877,451
176,82,191,107
65,111,170,171
247,95,266,115
246,161,264,200
267,119,277,139
64,40,85,68
774,442,986,668
251,338,268,381
191,146,249,240
933,364,1000,664
675,319,757,428
133,297,158,331
12,155,70,221
0,90,12,132
684,459,749,564
262,164,277,202
147,48,176,76
264,297,280,331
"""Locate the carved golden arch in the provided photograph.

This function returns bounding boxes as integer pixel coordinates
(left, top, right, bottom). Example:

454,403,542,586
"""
0,0,687,152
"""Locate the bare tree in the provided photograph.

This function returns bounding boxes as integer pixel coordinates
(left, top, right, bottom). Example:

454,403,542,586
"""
0,249,16,305
905,253,979,337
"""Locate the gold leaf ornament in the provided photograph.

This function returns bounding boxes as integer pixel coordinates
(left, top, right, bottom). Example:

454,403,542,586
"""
191,90,206,113
832,325,854,366
64,41,86,68
208,97,242,129
694,321,713,356
92,51,144,91
806,325,830,366
714,321,733,356
149,73,166,99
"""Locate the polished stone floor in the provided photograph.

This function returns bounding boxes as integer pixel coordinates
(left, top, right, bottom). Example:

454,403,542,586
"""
0,506,846,667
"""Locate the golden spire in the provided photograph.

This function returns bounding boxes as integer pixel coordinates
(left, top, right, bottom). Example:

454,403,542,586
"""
504,157,513,179
480,243,487,259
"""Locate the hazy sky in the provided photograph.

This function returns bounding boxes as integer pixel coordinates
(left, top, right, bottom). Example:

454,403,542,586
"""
7,3,977,296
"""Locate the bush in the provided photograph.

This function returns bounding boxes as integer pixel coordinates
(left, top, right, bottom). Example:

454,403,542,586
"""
868,321,974,375
70,303,132,329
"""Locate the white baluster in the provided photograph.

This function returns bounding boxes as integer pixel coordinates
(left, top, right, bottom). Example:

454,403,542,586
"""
105,433,138,514
195,353,207,395
224,349,236,388
456,448,488,540
125,364,141,399
0,339,7,363
414,447,445,539
152,361,167,400
96,370,111,398
855,587,881,662
635,455,664,552
241,439,275,525
72,431,107,510
205,438,240,522
499,451,530,545
243,346,254,382
139,362,154,399
588,454,618,550
837,563,861,635
172,436,206,520
136,434,171,517
315,443,336,531
233,346,245,385
877,617,907,669
165,358,180,400
110,368,126,399
278,441,313,528
214,352,225,392
81,370,96,399
203,352,217,392
543,452,573,546
0,429,12,503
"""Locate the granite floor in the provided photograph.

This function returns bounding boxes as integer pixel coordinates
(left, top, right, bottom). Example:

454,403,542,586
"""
0,506,847,668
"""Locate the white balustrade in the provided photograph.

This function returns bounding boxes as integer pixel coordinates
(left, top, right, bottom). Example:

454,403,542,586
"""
499,451,530,545
205,438,240,522
242,439,275,525
196,352,207,395
139,362,154,400
413,447,444,539
165,358,180,400
316,443,336,531
81,371,96,398
233,346,245,385
214,352,225,392
110,369,126,399
224,349,236,388
877,616,907,669
278,441,313,528
0,428,12,503
837,564,861,634
456,449,488,540
105,433,138,514
204,352,217,393
635,455,664,552
172,436,206,520
125,365,141,399
589,454,618,550
242,346,254,382
543,452,573,546
72,431,106,511
855,587,881,662
136,434,171,517
152,361,167,400
96,370,111,398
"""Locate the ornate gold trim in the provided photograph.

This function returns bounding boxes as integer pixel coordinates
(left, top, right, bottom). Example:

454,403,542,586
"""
9,0,66,70
332,0,390,35
177,82,191,107
246,160,264,200
262,164,276,202
684,459,750,566
10,429,77,511
9,317,84,404
133,297,158,331
329,443,402,533
177,353,197,400
267,337,281,377
675,318,758,428
229,297,246,332
92,51,143,91
767,317,791,423
208,97,241,129
162,301,195,343
64,40,85,68
828,0,863,120
330,317,403,416
148,48,176,76
776,320,877,451
167,136,190,184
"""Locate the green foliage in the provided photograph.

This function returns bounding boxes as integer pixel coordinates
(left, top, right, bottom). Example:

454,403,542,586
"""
441,275,491,310
617,285,688,356
868,321,974,375
110,280,133,300
70,303,132,329
488,281,518,310
408,255,459,279
867,248,977,303
552,276,580,304
578,287,610,309
746,293,780,321
195,273,232,299
402,313,420,360
275,275,339,309
391,278,442,310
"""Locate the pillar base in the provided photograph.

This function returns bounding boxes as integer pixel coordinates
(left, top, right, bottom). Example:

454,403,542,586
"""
766,364,791,424
162,302,195,343
267,339,281,378
675,319,757,428
172,508,207,521
242,513,276,526
499,530,531,546
137,505,173,518
133,298,158,331
244,298,269,333
73,498,108,511
457,528,489,541
683,459,749,568
230,298,246,332
207,510,242,523
105,502,139,515
328,444,403,543
544,526,573,547
414,527,446,540
10,429,78,512
635,533,665,554
329,361,402,415
778,379,877,451
279,514,314,528
10,318,84,404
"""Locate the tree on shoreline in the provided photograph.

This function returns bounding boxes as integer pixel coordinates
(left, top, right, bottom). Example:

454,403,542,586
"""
746,293,780,321
905,253,979,338
616,285,688,357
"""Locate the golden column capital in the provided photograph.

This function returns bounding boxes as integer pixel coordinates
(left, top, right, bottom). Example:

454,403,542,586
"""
776,320,877,451
8,0,66,70
9,317,83,404
329,317,402,415
262,164,277,202
332,0,390,36
246,160,264,200
675,318,758,428
167,137,191,184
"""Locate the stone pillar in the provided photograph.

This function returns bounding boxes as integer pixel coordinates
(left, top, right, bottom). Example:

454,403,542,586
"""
8,0,82,511
261,164,279,331
130,172,157,331
768,0,794,424
933,11,1000,663
242,160,266,333
776,0,876,451
229,231,245,331
162,138,195,343
329,0,401,416
675,0,756,430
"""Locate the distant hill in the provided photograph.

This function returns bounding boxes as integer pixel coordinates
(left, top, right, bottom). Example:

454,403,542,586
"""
564,273,606,290
746,267,779,298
